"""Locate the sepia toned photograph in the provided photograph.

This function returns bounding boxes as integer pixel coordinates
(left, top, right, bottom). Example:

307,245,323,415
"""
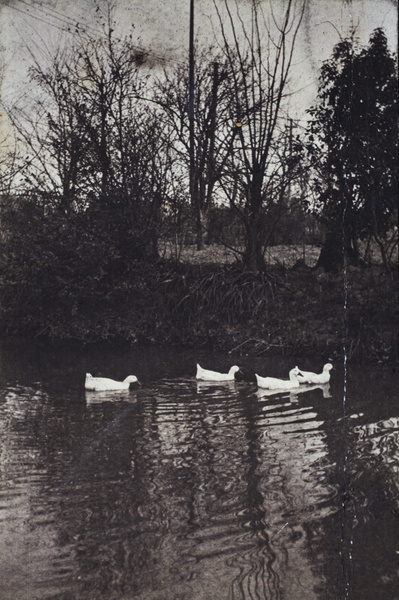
0,1,397,598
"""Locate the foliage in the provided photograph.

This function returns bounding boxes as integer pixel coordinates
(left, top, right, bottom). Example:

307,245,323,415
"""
0,6,396,364
0,191,164,340
306,28,398,271
1,202,396,363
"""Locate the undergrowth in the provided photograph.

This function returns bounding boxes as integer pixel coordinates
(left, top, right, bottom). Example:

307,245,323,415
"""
1,258,397,364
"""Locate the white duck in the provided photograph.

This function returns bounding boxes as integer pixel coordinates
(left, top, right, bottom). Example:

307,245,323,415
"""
255,366,302,390
297,363,333,385
196,364,240,382
85,373,139,392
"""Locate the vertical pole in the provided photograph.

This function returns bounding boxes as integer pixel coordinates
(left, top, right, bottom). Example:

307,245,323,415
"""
207,61,218,193
189,0,203,250
189,0,195,208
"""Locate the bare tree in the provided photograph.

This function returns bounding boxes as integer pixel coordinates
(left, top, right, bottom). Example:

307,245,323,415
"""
213,0,305,272
154,49,234,250
6,14,179,258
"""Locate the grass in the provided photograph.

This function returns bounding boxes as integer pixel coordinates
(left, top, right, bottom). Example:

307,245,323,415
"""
160,242,321,268
157,241,397,363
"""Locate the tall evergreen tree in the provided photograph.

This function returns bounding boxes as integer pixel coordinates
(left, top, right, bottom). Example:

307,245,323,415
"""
307,28,398,271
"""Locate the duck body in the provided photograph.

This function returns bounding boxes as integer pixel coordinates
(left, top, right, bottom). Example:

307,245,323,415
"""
85,373,139,392
196,364,240,382
297,363,333,385
255,366,302,390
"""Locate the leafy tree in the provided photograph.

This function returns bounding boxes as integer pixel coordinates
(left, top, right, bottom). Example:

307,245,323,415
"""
0,189,154,339
307,28,398,272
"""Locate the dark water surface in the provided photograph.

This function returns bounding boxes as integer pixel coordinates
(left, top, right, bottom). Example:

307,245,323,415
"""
0,338,398,600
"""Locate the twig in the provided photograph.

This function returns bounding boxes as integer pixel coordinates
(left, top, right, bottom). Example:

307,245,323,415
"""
228,338,260,354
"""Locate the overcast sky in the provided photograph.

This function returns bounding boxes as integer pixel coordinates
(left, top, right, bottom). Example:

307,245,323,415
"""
0,0,397,122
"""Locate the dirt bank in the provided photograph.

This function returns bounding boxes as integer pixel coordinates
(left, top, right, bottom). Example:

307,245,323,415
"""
1,248,397,364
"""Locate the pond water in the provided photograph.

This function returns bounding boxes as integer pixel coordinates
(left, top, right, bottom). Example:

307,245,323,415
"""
0,338,398,600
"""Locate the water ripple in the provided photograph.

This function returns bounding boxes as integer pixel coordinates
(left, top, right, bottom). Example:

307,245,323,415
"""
0,350,397,600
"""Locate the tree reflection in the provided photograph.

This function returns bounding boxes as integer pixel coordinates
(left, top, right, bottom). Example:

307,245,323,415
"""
1,346,397,600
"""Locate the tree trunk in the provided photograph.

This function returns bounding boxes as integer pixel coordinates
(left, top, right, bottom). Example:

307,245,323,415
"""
316,228,361,272
316,230,343,272
244,211,266,273
196,209,206,251
242,179,267,272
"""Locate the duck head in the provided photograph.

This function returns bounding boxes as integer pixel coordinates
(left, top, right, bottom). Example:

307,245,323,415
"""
229,366,241,378
290,366,304,379
124,375,140,385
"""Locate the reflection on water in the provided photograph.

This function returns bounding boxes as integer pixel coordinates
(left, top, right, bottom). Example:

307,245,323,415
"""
85,389,138,404
0,339,397,600
351,416,399,516
255,383,332,403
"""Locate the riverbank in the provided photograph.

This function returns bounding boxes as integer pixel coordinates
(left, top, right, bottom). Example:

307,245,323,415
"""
154,260,397,364
1,251,397,364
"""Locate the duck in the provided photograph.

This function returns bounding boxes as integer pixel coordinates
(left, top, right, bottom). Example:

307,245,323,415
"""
196,364,240,382
297,363,333,385
255,366,303,390
85,373,139,392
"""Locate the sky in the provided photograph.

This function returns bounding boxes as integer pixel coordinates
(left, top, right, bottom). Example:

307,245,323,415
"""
0,0,397,129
